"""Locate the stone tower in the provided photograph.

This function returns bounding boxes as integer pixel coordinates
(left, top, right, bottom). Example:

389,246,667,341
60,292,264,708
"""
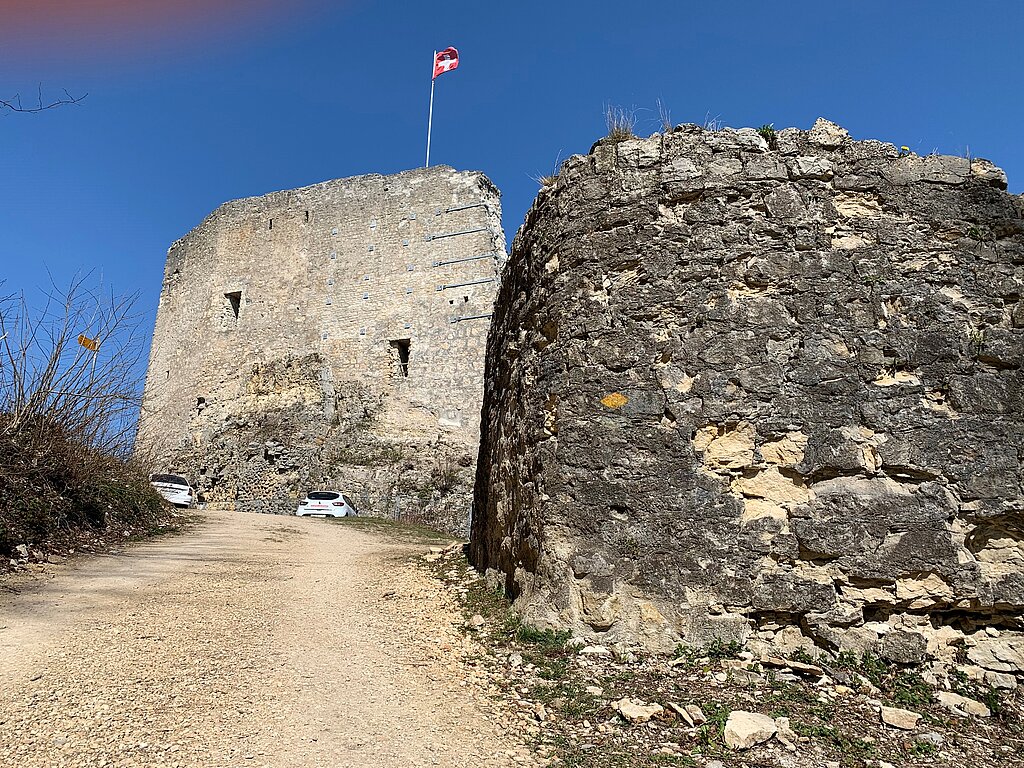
471,118,1024,674
138,166,504,531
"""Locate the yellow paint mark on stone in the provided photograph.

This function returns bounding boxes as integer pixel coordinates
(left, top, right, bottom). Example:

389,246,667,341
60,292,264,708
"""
601,392,629,409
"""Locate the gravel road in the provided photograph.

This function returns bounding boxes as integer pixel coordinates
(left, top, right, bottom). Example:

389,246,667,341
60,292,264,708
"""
0,511,526,767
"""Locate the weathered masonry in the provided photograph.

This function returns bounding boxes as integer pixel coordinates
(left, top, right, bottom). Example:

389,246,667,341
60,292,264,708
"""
137,166,504,531
471,118,1024,682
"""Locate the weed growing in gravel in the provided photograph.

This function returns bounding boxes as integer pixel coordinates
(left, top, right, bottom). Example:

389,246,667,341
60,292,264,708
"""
693,702,730,753
671,639,742,669
909,740,938,757
516,623,572,647
950,666,1008,719
834,651,933,708
792,719,877,759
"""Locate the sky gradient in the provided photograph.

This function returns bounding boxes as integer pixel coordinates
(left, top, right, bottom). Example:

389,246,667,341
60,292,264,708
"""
2,1,1022,330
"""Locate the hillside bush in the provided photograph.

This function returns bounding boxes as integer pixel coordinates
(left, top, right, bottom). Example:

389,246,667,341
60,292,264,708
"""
0,277,168,558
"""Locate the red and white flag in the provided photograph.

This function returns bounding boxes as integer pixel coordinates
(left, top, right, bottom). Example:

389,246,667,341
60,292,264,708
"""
433,47,459,79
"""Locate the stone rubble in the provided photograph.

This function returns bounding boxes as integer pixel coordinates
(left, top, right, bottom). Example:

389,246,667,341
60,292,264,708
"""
429,544,1024,768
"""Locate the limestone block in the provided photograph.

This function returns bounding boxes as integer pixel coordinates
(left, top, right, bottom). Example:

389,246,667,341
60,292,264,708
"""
694,422,755,470
935,690,991,717
885,155,970,185
724,711,777,749
971,158,1008,189
832,191,883,218
744,155,788,180
759,432,807,467
615,698,664,723
732,467,810,505
788,156,834,179
807,118,850,149
879,630,927,664
880,706,921,730
967,638,1024,673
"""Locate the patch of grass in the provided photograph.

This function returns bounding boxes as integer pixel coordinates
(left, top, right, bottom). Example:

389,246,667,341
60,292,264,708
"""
787,647,820,665
757,123,779,150
604,104,636,142
672,638,743,667
834,651,932,709
516,623,571,648
331,443,404,466
792,719,876,759
949,667,1008,718
694,702,730,752
656,98,672,133
908,740,938,757
329,514,452,545
769,679,820,705
702,112,722,131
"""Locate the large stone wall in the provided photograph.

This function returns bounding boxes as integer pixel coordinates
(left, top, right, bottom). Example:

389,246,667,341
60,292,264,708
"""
470,119,1024,680
138,166,504,532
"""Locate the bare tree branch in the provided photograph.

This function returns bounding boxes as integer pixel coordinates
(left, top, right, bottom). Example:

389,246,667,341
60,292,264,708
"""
0,274,146,457
1,85,87,114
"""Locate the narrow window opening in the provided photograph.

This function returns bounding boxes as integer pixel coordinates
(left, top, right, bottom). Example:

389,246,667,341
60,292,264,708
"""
225,291,242,320
389,339,411,378
268,218,273,230
463,295,470,303
196,397,207,413
304,210,310,223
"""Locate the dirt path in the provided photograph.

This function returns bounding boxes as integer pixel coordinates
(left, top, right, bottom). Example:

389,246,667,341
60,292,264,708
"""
0,511,527,768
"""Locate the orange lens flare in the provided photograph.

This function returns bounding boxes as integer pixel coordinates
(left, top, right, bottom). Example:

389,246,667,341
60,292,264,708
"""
0,0,313,55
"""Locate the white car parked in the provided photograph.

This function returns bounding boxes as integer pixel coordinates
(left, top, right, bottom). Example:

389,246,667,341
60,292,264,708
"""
296,491,358,518
150,474,196,508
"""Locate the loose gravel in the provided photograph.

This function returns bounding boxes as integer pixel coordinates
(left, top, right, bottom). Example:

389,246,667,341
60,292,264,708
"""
0,511,529,768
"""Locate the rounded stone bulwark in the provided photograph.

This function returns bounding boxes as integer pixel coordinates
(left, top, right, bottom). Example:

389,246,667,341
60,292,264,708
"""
470,119,1024,673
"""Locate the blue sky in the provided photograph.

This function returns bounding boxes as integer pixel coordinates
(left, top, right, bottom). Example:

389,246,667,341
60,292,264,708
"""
2,0,1022,327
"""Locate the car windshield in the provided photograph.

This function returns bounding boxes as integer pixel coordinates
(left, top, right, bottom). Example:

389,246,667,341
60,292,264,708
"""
342,495,358,510
152,474,188,486
307,491,341,501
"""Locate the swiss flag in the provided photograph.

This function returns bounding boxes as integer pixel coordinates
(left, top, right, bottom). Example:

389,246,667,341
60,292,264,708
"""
433,47,459,79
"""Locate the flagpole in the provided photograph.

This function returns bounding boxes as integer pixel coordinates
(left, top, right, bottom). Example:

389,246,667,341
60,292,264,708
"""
425,50,436,168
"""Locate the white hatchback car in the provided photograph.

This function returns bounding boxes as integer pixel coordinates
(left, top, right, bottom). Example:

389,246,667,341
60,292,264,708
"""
296,491,358,518
150,474,196,508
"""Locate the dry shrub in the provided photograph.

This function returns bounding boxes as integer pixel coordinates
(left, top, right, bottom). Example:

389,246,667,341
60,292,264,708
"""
0,277,167,555
604,104,636,142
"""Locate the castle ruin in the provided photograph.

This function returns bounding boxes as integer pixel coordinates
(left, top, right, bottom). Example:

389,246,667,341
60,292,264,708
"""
471,119,1024,681
137,166,504,530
